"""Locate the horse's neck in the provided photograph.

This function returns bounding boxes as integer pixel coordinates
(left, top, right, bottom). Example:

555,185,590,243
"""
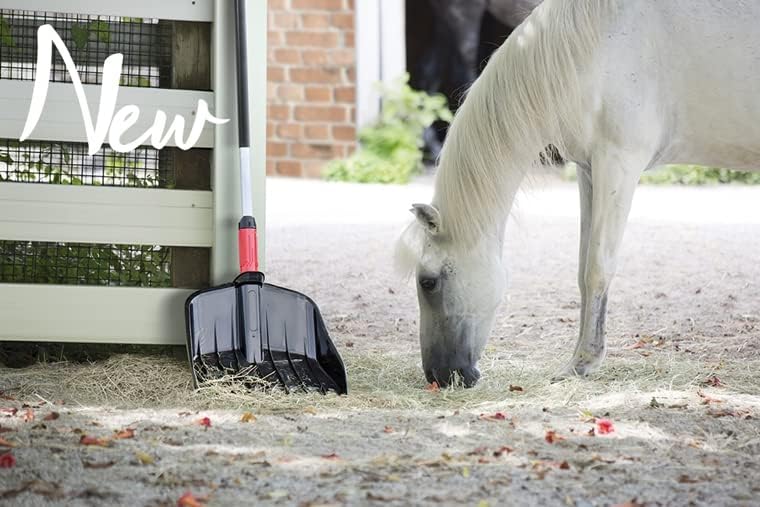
432,135,525,251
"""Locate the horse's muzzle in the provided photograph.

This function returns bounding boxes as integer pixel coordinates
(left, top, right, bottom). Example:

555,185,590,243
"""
425,365,481,388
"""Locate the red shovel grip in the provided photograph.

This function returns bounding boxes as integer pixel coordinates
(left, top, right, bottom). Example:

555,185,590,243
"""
238,216,258,273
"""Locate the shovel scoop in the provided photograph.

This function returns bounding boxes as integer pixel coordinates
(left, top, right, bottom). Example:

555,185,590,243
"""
184,0,347,395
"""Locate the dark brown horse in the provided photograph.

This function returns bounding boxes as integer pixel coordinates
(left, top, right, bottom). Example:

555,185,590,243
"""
408,0,541,159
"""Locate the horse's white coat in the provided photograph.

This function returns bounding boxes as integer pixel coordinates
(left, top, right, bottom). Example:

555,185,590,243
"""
398,0,760,383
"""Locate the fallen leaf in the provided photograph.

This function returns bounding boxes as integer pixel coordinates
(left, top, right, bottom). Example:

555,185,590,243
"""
701,375,723,387
509,385,524,392
578,409,596,423
303,407,318,415
558,461,571,470
0,408,18,416
79,435,111,447
178,411,192,417
0,437,16,448
82,460,116,469
321,453,340,461
0,452,15,468
425,382,440,392
113,428,135,440
468,446,489,456
479,412,509,422
383,426,394,433
22,408,34,423
587,428,596,437
43,412,60,421
0,392,15,401
0,426,13,434
545,430,565,444
135,451,155,465
698,391,723,405
267,490,289,500
177,491,207,507
596,418,615,435
196,417,211,428
240,412,257,423
678,474,700,484
707,408,752,419
649,397,662,408
625,339,648,350
461,466,470,478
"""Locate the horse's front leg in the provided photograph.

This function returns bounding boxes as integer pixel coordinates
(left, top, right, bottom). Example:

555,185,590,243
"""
554,151,643,380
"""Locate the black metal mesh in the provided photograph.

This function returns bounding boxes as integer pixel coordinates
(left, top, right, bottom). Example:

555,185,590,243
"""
0,240,172,287
0,139,174,188
0,10,171,87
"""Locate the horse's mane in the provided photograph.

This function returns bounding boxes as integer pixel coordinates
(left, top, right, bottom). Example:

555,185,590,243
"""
397,0,613,274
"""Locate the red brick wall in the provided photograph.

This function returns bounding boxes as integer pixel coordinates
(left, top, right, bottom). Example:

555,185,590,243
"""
267,0,357,178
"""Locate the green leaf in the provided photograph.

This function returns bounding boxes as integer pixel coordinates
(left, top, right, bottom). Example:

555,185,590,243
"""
88,20,111,44
0,16,15,48
71,24,90,49
0,153,13,165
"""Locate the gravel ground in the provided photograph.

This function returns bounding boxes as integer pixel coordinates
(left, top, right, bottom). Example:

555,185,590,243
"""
1,176,759,507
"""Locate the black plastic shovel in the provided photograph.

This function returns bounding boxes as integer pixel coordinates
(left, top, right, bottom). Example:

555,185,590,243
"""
184,0,347,395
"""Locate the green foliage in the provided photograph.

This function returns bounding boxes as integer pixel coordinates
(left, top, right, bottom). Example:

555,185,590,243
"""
0,241,171,287
0,143,158,187
325,74,452,184
120,75,152,87
640,165,760,185
71,24,90,49
563,164,760,185
71,20,111,49
0,16,15,48
0,143,168,286
89,20,111,43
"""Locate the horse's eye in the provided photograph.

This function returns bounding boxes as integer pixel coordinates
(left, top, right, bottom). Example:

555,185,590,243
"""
419,277,438,292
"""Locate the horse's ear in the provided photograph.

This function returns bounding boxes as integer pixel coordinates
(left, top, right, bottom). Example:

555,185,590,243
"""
410,203,442,235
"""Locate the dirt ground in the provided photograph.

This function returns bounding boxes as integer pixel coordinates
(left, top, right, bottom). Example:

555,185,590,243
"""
1,176,759,507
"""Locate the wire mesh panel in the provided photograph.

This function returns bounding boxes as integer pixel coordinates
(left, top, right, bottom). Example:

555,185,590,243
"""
0,240,172,287
0,139,175,188
0,8,212,294
0,9,172,87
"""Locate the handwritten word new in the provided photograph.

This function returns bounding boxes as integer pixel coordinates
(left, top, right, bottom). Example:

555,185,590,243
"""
20,25,228,155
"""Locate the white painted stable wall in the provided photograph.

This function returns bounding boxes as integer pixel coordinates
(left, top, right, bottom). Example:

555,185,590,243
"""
0,0,267,345
356,0,407,129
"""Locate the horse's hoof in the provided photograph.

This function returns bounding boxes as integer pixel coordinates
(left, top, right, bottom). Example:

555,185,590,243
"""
551,361,598,382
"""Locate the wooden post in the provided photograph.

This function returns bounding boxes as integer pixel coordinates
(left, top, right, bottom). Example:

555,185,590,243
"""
168,20,212,289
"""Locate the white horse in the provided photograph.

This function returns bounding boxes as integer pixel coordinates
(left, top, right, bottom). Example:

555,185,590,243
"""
397,0,760,386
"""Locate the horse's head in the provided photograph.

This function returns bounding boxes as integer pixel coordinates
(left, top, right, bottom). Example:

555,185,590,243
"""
397,203,506,388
